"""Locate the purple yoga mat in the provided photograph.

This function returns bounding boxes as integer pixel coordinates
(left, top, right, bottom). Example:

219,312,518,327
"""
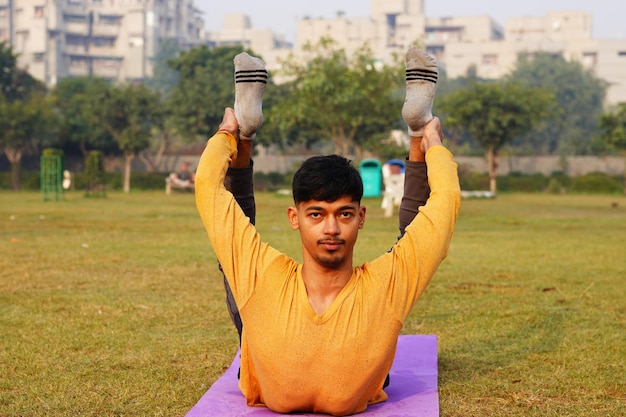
185,335,439,416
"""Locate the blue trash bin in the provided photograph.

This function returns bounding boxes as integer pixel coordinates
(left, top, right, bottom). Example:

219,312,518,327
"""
359,159,382,198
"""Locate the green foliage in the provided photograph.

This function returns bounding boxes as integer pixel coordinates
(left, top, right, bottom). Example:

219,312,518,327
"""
599,103,626,151
166,45,246,142
0,41,46,102
508,52,607,155
99,84,162,154
440,81,556,152
84,151,106,196
497,173,549,192
0,93,59,190
96,84,163,192
439,80,557,194
570,172,623,194
253,171,290,191
267,38,403,156
458,170,489,191
51,76,115,154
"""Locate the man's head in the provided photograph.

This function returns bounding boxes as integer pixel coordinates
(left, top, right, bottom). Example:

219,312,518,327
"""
288,155,366,270
292,155,363,205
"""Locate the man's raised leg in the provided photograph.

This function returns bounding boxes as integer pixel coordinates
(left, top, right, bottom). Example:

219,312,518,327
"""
221,52,267,342
398,48,438,238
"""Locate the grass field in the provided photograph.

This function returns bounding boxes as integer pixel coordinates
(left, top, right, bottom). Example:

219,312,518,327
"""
1,190,625,416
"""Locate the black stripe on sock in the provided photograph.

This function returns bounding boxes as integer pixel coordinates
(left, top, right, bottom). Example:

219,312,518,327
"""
406,68,437,83
235,79,267,84
235,69,268,83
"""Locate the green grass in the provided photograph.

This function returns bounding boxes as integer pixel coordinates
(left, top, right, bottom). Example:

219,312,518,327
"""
1,191,625,416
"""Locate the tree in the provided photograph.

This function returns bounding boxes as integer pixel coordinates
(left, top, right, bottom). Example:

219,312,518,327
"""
507,52,607,155
599,103,626,194
439,81,556,194
0,41,51,190
166,45,245,142
96,84,163,193
1,41,46,102
267,38,403,157
0,94,58,190
52,77,115,156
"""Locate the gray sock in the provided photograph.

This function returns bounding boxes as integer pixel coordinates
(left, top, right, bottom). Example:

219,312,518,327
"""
234,52,268,141
401,49,438,138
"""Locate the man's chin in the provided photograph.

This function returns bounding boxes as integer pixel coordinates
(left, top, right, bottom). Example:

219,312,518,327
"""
316,254,344,269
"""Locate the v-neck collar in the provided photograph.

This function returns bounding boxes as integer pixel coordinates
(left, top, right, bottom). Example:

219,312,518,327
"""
297,266,358,324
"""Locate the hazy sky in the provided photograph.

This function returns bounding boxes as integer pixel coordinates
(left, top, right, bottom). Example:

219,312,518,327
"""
196,0,625,42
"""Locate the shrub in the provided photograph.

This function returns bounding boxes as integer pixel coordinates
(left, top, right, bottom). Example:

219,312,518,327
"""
570,173,623,194
498,173,549,193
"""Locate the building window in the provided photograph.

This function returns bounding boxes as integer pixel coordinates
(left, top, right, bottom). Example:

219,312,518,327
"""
100,15,121,25
64,13,87,23
482,54,498,65
35,6,44,17
33,53,45,62
92,37,115,47
619,51,626,57
582,52,597,67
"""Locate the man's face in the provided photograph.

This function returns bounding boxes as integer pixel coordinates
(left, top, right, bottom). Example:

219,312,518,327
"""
288,196,366,269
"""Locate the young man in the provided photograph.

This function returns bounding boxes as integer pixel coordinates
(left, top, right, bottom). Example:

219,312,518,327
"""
195,49,460,416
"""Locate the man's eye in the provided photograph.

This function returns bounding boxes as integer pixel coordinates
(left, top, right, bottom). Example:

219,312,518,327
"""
341,212,353,218
310,212,321,218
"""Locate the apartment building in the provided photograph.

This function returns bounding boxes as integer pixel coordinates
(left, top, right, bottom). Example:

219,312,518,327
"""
205,13,292,74
211,0,624,105
296,0,427,65
443,11,626,105
0,0,204,85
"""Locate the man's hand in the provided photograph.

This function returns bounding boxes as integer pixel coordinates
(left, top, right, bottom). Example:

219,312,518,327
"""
408,117,444,162
218,107,239,139
420,117,444,154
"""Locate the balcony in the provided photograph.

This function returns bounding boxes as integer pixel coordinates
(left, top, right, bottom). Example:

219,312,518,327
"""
92,23,119,37
68,65,90,76
93,65,120,79
64,44,89,55
65,22,89,35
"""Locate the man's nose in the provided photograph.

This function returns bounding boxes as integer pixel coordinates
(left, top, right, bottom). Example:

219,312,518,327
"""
323,216,340,235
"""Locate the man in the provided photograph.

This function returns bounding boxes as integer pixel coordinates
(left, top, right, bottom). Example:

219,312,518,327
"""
166,162,195,194
195,49,460,415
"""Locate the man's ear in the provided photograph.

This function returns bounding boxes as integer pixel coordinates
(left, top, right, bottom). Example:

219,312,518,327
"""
359,205,367,229
287,206,299,230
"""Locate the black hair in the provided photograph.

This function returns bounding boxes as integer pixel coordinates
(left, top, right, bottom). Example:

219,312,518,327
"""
292,155,363,204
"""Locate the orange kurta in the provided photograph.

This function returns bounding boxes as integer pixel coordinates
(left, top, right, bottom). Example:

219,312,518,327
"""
196,132,460,416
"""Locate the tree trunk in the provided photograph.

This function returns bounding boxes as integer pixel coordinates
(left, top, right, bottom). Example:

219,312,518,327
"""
355,144,363,161
4,148,23,191
123,152,134,193
486,146,499,195
10,160,21,191
139,133,169,173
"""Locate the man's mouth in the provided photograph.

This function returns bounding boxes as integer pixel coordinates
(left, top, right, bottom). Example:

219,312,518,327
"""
319,239,344,250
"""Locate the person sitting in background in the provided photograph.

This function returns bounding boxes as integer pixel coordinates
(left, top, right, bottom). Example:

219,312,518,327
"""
166,161,195,194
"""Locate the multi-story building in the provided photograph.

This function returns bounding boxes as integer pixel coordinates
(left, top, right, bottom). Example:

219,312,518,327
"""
205,13,292,74
442,11,626,106
0,0,205,85
296,0,427,65
288,0,626,105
